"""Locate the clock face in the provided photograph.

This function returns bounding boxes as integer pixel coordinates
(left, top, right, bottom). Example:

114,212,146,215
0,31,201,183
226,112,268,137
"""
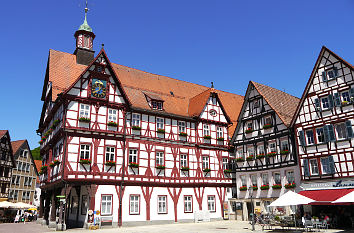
91,79,107,98
209,109,217,117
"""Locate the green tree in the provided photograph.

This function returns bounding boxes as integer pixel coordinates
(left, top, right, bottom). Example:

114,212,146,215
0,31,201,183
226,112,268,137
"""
31,147,41,160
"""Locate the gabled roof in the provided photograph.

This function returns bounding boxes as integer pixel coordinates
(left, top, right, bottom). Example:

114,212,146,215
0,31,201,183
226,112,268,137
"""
34,160,42,182
0,130,7,138
252,81,300,127
290,46,354,127
11,140,26,154
0,130,16,168
41,49,244,134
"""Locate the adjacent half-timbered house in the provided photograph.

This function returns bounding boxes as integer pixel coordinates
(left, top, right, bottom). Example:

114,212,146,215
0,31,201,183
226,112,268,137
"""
37,9,243,229
0,130,16,201
230,81,300,220
291,47,354,208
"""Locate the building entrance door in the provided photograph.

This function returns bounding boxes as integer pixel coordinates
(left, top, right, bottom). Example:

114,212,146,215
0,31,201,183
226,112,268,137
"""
246,202,253,221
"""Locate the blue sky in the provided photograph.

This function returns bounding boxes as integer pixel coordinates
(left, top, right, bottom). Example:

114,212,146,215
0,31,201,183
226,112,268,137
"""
1,0,354,149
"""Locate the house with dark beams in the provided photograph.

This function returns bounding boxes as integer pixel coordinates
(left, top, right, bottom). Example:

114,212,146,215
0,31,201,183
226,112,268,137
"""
291,47,354,215
37,7,244,229
229,81,300,221
0,130,16,202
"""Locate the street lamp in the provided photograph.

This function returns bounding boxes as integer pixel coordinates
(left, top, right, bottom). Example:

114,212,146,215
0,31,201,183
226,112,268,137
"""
248,186,255,231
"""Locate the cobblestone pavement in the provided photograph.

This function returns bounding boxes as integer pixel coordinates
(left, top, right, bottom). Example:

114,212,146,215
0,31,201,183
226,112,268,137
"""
1,220,353,233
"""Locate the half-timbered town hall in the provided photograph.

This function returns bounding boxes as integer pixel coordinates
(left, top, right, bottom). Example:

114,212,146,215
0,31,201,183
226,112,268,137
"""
37,8,243,229
230,81,300,220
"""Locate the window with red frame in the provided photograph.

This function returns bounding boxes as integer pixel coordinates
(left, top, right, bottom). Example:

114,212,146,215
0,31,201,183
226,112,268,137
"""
184,196,192,213
105,147,115,161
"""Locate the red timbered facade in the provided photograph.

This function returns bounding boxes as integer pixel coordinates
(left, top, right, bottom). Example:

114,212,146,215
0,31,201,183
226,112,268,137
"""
37,9,243,229
291,47,354,203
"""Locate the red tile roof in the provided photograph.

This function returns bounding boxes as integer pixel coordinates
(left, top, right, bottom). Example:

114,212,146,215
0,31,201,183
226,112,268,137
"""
0,130,8,138
45,49,244,134
34,160,42,182
11,140,26,154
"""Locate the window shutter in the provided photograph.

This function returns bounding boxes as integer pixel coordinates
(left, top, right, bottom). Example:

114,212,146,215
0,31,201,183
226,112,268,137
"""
303,159,310,177
346,120,354,138
323,125,329,142
328,156,336,174
333,67,338,77
322,71,327,82
334,93,341,107
328,94,334,109
328,125,336,141
299,130,306,146
349,88,354,103
314,98,321,111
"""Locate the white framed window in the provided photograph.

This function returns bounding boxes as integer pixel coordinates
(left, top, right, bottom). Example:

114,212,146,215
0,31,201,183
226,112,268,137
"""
157,196,167,214
132,113,140,126
251,175,257,186
248,147,254,156
156,152,164,166
240,175,246,186
262,173,268,185
246,122,253,130
105,147,115,162
184,196,193,213
156,117,164,129
309,159,319,175
306,130,314,145
222,158,228,170
264,116,272,125
269,143,276,153
129,149,138,163
273,172,281,184
341,91,350,102
180,154,188,168
202,156,209,169
79,104,90,118
101,195,112,215
321,157,330,174
316,128,325,143
108,109,117,123
130,195,140,214
203,124,210,136
286,170,295,183
80,144,90,160
335,122,347,140
258,146,265,155
26,163,30,172
21,163,26,172
327,68,338,79
253,99,260,109
217,127,223,138
321,97,330,109
17,162,22,171
178,121,186,133
151,101,163,110
207,196,215,212
281,141,289,151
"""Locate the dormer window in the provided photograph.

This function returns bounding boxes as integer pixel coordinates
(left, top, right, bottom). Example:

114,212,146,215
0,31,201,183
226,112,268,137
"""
152,100,163,110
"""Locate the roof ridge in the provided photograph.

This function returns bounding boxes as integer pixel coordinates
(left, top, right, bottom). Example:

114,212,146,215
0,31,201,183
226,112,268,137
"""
123,84,186,99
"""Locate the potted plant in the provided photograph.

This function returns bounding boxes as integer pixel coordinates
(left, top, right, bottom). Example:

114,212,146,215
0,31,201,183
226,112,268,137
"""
179,132,188,137
252,185,258,190
203,135,212,139
79,117,91,123
132,126,141,130
203,168,211,173
246,155,254,161
49,162,55,168
342,100,349,106
157,128,165,134
263,124,273,129
129,162,139,168
260,184,269,190
105,161,116,166
239,185,247,191
217,137,224,141
40,165,48,175
284,182,296,189
245,128,253,134
267,152,277,157
224,169,232,173
79,158,92,165
280,150,289,155
272,184,282,189
107,121,118,127
256,154,265,159
235,157,245,162
156,165,166,170
181,166,190,171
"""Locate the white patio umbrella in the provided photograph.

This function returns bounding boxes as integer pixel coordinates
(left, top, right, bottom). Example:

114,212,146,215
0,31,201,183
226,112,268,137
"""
0,201,14,208
332,190,354,203
10,202,36,209
269,191,315,207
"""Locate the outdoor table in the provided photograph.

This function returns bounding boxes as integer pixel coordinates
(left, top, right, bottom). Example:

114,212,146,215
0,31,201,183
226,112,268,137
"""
312,221,322,231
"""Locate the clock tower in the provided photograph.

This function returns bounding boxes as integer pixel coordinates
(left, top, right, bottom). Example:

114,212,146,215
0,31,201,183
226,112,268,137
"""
74,4,95,65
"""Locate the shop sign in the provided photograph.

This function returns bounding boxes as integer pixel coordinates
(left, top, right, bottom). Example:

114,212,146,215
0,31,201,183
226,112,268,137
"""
302,179,354,190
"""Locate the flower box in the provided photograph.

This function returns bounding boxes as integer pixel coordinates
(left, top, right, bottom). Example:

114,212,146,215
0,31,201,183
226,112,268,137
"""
79,117,91,123
284,183,296,189
224,169,232,173
39,165,48,175
179,132,188,137
203,168,211,173
105,161,116,166
53,119,60,127
132,126,141,130
280,150,289,155
129,162,139,168
79,159,92,165
235,157,245,162
156,165,166,170
49,160,60,167
181,166,190,171
260,184,269,190
157,128,165,133
267,152,277,157
252,185,258,190
256,154,265,159
107,121,118,127
245,128,253,134
246,155,254,161
239,186,247,191
342,100,349,106
217,137,224,141
272,184,282,189
263,124,273,129
203,135,212,139
39,140,44,145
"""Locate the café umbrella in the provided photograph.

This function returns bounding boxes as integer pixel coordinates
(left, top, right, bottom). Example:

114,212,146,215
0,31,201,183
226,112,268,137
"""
0,201,14,208
269,191,315,207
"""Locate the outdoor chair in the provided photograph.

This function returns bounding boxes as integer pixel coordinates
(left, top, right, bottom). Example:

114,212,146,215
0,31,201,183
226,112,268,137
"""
319,221,328,231
304,220,315,232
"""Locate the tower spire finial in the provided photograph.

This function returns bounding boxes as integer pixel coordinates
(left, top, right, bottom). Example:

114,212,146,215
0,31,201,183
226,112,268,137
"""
78,0,92,32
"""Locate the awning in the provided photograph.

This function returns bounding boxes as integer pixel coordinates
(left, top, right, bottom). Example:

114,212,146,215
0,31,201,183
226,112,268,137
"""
299,188,354,205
